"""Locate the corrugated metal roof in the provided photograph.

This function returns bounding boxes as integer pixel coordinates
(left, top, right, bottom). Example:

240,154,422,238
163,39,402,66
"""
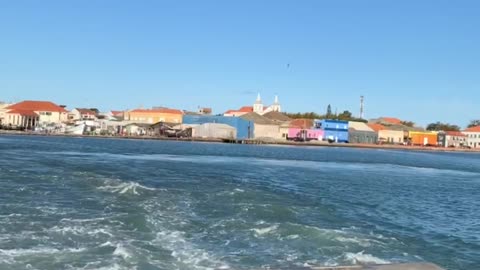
240,112,277,125
263,111,291,122
348,121,374,132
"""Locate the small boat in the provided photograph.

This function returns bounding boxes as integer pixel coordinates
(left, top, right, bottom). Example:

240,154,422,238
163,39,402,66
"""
65,123,85,135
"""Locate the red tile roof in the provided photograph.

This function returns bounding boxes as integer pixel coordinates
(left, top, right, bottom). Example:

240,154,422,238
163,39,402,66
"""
368,123,386,132
445,131,466,137
239,106,254,112
464,126,480,132
111,110,124,116
130,108,183,115
380,117,402,124
7,100,67,113
7,109,38,117
224,106,253,114
289,119,314,129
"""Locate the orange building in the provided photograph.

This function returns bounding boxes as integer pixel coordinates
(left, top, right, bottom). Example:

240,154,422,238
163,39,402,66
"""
124,108,183,124
408,131,438,146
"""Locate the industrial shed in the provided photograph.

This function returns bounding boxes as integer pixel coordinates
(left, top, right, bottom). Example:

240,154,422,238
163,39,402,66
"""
348,121,378,144
183,115,253,140
192,123,236,140
240,112,282,140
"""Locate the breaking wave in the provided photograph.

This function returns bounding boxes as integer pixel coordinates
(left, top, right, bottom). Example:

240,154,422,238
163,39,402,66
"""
344,251,391,265
97,181,156,195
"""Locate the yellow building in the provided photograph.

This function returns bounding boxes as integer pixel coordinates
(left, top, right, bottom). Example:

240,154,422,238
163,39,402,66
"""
124,108,183,124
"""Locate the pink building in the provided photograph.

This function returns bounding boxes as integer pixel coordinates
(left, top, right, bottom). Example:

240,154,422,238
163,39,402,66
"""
288,128,324,141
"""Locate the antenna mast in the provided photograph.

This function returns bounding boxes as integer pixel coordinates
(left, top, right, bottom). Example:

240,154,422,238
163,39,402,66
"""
360,95,364,119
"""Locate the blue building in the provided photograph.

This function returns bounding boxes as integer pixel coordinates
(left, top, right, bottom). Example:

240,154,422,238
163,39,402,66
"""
313,119,349,143
183,115,254,140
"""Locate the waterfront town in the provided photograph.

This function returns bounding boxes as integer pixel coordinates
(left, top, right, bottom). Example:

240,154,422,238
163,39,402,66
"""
0,95,479,150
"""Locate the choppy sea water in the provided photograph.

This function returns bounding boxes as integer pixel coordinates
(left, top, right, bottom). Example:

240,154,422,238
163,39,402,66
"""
0,135,479,270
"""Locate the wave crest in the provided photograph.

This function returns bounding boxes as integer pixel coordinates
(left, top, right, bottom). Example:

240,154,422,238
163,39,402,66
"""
98,181,156,195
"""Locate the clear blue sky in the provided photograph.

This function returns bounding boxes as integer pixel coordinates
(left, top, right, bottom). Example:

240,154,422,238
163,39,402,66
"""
1,1,479,127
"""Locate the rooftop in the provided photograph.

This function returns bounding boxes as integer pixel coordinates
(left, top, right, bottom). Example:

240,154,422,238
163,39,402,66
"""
129,108,183,115
6,109,38,117
445,131,467,136
224,106,254,114
239,112,277,125
7,100,67,113
349,121,374,132
464,126,480,132
263,111,292,122
75,108,97,115
367,123,386,132
378,117,403,125
289,119,314,129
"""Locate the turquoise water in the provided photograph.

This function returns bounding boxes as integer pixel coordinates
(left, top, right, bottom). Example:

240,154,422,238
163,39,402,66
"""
0,135,479,270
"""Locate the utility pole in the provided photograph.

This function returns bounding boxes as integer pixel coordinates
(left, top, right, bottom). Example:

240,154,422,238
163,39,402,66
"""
360,95,364,119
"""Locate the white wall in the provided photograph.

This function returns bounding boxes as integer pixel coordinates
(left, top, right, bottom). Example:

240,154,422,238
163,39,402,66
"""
37,111,68,124
464,132,480,148
254,124,282,139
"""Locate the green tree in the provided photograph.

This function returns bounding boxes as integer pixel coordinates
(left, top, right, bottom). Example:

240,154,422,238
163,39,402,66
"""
467,120,480,128
326,104,332,118
337,110,352,120
285,112,323,119
426,122,460,131
401,121,415,127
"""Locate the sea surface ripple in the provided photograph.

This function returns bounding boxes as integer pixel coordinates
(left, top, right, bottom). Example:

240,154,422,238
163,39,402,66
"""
0,135,479,270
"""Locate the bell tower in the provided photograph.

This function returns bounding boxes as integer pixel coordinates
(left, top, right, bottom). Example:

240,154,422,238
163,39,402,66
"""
253,93,263,114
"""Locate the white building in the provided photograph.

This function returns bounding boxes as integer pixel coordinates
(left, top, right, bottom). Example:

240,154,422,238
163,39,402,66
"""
463,126,480,148
3,100,68,128
70,108,98,121
0,102,13,126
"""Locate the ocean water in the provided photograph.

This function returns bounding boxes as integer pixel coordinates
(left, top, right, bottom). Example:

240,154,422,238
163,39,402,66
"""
0,135,479,270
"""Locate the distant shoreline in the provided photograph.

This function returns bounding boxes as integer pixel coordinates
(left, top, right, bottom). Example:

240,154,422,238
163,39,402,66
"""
1,130,479,153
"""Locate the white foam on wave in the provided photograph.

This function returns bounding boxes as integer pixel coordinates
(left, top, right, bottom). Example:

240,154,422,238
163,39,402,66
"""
344,251,390,265
98,181,156,195
112,244,132,260
60,217,109,223
0,247,86,257
336,236,373,247
47,225,114,237
285,223,388,248
75,262,133,270
252,224,279,237
153,230,230,270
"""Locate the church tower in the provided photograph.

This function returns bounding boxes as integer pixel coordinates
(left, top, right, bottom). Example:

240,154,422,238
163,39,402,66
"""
253,93,264,114
271,95,281,112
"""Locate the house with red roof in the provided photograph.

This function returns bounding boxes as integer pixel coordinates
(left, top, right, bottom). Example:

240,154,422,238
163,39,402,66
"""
3,100,68,128
463,126,480,148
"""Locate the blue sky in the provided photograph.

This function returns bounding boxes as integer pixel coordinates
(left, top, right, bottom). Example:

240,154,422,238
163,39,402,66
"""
0,0,479,127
